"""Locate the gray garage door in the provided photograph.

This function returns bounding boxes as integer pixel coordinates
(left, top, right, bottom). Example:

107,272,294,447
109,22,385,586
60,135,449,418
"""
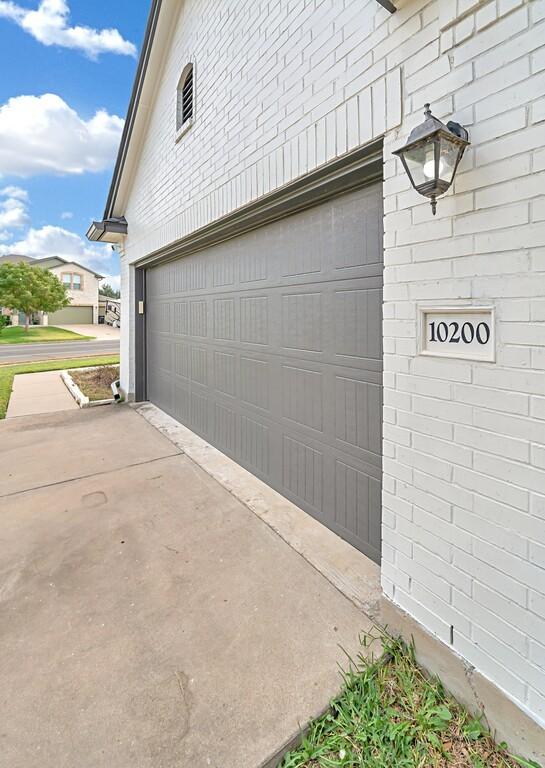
146,184,383,562
49,305,94,324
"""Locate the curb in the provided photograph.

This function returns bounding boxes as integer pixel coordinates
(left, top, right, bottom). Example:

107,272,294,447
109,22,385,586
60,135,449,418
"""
61,366,118,409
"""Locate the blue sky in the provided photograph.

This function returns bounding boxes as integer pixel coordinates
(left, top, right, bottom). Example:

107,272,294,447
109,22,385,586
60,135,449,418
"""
0,1,150,287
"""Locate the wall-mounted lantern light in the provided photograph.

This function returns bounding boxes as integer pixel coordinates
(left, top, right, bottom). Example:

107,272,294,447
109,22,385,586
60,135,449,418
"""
393,104,470,214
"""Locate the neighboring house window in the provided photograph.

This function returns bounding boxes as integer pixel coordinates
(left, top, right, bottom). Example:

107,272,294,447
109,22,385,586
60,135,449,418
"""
176,63,194,135
62,273,83,290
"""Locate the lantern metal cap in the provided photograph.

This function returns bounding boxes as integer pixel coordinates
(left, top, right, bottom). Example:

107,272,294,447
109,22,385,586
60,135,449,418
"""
405,104,446,144
393,104,469,157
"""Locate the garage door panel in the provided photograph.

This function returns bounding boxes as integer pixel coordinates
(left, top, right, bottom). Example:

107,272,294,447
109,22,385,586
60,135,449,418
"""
240,295,269,345
174,342,189,379
154,242,383,304
281,291,323,353
335,375,382,458
149,369,173,414
239,234,268,283
282,434,324,512
146,184,383,561
171,254,208,292
186,346,207,385
190,390,209,435
48,305,94,325
239,356,270,411
214,350,237,396
196,365,381,477
209,393,273,480
148,301,171,333
334,459,381,562
334,287,382,360
331,186,382,270
189,300,208,337
240,414,271,477
148,336,172,374
214,401,238,456
279,207,325,277
281,365,324,433
173,381,190,423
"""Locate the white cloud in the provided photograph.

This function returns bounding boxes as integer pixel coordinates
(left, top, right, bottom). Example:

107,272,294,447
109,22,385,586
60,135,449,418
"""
1,185,28,201
60,211,73,220
0,224,114,275
0,94,124,177
100,274,121,291
0,0,136,58
0,188,120,283
0,185,29,232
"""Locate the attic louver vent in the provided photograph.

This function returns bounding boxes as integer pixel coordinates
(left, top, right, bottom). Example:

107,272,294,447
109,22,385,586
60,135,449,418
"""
177,64,194,131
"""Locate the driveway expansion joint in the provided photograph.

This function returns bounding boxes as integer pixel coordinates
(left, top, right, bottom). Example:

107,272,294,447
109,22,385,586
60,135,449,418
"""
0,452,183,499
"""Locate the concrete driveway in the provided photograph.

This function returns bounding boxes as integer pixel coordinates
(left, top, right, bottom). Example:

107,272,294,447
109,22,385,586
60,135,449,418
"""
0,406,372,768
55,323,121,340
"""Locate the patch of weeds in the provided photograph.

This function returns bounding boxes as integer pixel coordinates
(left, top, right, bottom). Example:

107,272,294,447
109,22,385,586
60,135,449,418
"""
69,365,120,401
280,632,541,768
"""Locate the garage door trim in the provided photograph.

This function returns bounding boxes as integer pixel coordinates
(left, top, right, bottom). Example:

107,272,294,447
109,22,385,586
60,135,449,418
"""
135,140,383,402
135,140,382,271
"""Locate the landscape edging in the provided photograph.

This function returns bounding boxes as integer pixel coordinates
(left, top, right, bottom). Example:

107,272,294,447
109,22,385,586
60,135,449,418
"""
60,366,117,409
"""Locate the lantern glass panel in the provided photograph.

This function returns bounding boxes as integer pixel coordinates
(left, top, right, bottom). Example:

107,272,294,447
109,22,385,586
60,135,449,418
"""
403,138,436,189
438,135,460,186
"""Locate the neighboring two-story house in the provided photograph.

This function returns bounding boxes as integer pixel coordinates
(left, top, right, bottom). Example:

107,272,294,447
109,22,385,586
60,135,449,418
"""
0,253,102,324
88,0,545,758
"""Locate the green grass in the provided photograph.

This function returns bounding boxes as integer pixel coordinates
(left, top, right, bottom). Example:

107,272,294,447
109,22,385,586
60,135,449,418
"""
0,355,119,419
0,326,94,344
280,632,541,768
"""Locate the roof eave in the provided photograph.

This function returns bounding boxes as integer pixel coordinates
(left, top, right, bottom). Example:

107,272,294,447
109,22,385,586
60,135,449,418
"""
102,0,164,220
376,0,396,11
86,217,128,245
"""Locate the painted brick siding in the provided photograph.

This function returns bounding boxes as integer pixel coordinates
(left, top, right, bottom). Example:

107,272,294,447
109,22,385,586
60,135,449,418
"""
120,0,545,725
381,0,545,727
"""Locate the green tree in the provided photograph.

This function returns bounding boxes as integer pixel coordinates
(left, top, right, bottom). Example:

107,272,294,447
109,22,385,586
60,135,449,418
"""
100,283,120,299
0,262,69,331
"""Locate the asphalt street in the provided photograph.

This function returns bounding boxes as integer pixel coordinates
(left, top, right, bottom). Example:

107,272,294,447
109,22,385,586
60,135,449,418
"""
0,340,120,364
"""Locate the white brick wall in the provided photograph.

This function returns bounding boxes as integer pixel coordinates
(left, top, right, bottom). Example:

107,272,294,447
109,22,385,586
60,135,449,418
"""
119,0,545,726
381,0,545,727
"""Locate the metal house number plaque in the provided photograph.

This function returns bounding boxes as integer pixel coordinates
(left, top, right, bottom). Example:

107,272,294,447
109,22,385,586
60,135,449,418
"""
420,307,495,362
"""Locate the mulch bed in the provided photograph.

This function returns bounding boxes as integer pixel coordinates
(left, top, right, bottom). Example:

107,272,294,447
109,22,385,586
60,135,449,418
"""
69,365,119,402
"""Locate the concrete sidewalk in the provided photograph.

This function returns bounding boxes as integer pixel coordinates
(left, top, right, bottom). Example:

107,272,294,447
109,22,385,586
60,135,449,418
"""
6,369,78,418
0,406,374,768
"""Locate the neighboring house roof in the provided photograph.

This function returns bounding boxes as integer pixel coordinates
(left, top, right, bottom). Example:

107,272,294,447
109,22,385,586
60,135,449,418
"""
0,254,34,265
34,256,66,269
0,253,104,279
